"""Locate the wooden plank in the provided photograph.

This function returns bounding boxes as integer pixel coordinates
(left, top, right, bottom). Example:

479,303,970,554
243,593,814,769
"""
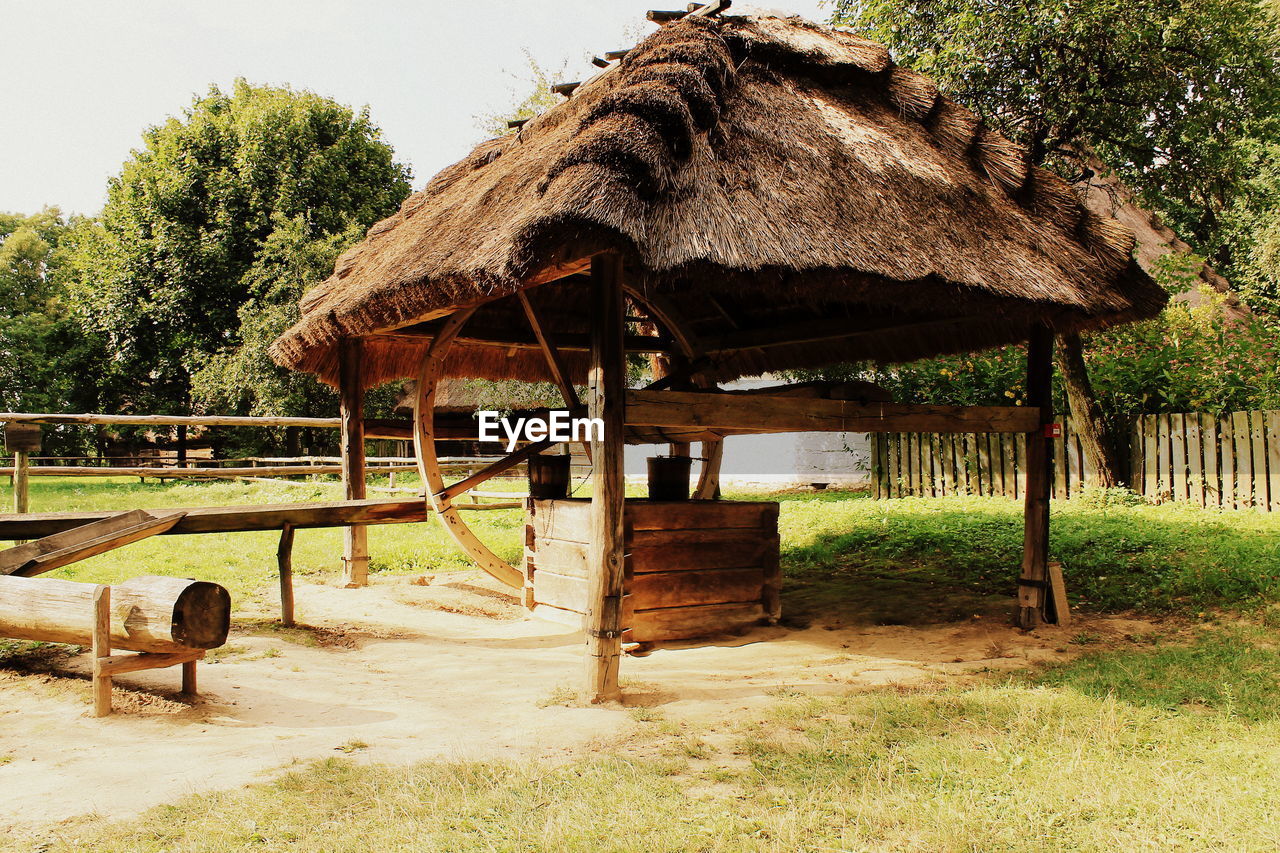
1,412,339,428
628,601,764,643
1156,414,1172,503
1269,411,1280,513
92,585,111,717
624,390,1040,434
1233,411,1252,508
1202,413,1220,508
1142,415,1158,500
436,439,555,502
1,510,186,577
1066,420,1083,498
1014,433,1027,500
0,464,416,479
940,433,955,496
1252,410,1269,510
630,568,764,609
12,450,28,514
0,498,432,540
977,432,993,496
584,252,627,702
1170,413,1188,502
533,569,589,612
1128,418,1142,494
97,648,203,678
1047,561,1071,628
885,434,899,497
905,432,919,496
632,536,778,574
872,435,884,500
1017,325,1054,628
1220,414,1236,509
998,433,1014,498
1186,413,1204,506
629,501,777,532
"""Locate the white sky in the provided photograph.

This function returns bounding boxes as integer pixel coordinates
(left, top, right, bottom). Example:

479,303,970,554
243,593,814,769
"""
2,0,832,217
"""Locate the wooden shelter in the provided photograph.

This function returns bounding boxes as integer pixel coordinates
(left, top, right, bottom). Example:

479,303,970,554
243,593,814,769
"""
271,7,1166,700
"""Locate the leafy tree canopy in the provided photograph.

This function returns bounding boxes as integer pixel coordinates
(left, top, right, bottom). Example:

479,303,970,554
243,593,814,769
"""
69,79,412,416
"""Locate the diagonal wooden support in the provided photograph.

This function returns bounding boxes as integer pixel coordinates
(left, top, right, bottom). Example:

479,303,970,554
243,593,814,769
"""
0,509,186,577
518,289,592,463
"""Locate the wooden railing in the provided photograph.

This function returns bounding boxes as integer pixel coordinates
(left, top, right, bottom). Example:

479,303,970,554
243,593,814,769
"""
873,410,1280,511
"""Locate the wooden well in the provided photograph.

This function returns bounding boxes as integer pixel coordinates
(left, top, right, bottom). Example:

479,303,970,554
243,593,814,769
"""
525,498,780,643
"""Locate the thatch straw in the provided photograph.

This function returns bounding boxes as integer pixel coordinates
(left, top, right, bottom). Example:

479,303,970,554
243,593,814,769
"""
271,13,1165,388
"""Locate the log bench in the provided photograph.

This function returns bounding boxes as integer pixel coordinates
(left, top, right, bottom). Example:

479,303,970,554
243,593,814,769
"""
0,575,231,716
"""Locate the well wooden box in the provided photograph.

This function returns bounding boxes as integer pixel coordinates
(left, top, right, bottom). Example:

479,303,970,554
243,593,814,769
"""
524,499,781,642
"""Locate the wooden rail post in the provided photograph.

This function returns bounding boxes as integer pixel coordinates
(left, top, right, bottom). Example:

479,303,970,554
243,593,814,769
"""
1017,324,1055,628
339,339,369,587
13,450,29,514
91,584,112,717
278,523,296,627
584,253,626,703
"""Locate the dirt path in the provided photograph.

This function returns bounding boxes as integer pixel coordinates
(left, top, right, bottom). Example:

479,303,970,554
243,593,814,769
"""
0,572,1152,835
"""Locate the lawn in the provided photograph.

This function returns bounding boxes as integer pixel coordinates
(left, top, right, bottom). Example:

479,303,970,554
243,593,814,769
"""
5,477,1280,850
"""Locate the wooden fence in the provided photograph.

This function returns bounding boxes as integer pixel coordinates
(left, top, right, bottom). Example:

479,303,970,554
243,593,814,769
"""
872,410,1280,511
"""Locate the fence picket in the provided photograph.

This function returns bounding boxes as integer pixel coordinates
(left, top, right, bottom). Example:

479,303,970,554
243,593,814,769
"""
1186,413,1203,505
1251,411,1269,510
1142,415,1158,500
1269,411,1280,513
1014,433,1027,499
1202,414,1220,507
1053,425,1067,500
1170,413,1188,502
1233,411,1253,508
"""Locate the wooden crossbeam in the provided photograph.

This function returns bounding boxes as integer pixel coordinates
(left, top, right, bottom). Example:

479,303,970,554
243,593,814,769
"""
374,327,672,355
624,390,1040,434
1,510,186,577
551,81,580,97
435,440,554,503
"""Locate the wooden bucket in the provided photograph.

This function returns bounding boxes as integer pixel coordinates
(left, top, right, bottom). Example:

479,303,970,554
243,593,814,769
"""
647,456,693,501
528,454,571,499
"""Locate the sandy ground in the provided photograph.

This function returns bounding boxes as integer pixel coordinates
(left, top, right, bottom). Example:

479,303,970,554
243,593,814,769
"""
0,571,1154,836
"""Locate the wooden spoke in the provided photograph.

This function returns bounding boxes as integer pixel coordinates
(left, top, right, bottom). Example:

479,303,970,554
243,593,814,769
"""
518,289,592,462
413,307,524,589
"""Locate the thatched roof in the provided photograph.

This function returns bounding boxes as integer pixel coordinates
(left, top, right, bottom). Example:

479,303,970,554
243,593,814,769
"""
272,13,1166,388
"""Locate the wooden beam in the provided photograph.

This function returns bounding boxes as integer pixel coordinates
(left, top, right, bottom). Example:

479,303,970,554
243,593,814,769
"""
1,412,339,428
625,390,1040,434
1017,324,1055,628
435,439,554,502
584,252,626,703
519,290,591,462
92,584,111,716
339,339,369,588
0,498,432,540
372,328,672,355
1,509,186,577
0,464,415,478
13,450,29,514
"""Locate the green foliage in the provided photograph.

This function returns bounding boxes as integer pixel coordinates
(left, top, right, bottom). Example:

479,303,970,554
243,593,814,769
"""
474,51,565,138
67,79,412,417
0,208,105,451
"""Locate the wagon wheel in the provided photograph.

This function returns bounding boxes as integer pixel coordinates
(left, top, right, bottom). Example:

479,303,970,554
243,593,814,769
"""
413,285,724,590
413,306,525,589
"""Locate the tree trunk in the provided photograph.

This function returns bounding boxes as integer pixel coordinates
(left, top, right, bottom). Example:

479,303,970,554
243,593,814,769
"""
1057,332,1119,488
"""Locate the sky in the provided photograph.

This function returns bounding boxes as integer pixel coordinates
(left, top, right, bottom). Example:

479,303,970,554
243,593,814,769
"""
2,0,832,217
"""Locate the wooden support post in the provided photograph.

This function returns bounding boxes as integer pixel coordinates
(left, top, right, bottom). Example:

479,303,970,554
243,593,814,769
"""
1017,325,1054,629
339,339,369,587
13,450,29,514
181,659,198,695
91,584,112,717
278,523,296,627
584,253,626,703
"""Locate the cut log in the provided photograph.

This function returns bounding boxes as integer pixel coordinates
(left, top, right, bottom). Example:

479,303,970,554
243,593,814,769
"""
1,509,185,577
0,574,231,653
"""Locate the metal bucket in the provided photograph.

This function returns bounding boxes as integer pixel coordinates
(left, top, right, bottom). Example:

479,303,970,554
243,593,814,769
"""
528,454,571,499
647,455,693,501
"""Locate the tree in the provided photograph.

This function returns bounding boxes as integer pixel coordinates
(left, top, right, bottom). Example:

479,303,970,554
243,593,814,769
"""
834,0,1280,484
0,208,107,452
68,79,412,418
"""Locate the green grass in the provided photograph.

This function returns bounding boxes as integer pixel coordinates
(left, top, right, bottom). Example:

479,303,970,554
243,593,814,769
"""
30,678,1280,851
0,475,529,604
3,479,1278,617
1029,624,1280,721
